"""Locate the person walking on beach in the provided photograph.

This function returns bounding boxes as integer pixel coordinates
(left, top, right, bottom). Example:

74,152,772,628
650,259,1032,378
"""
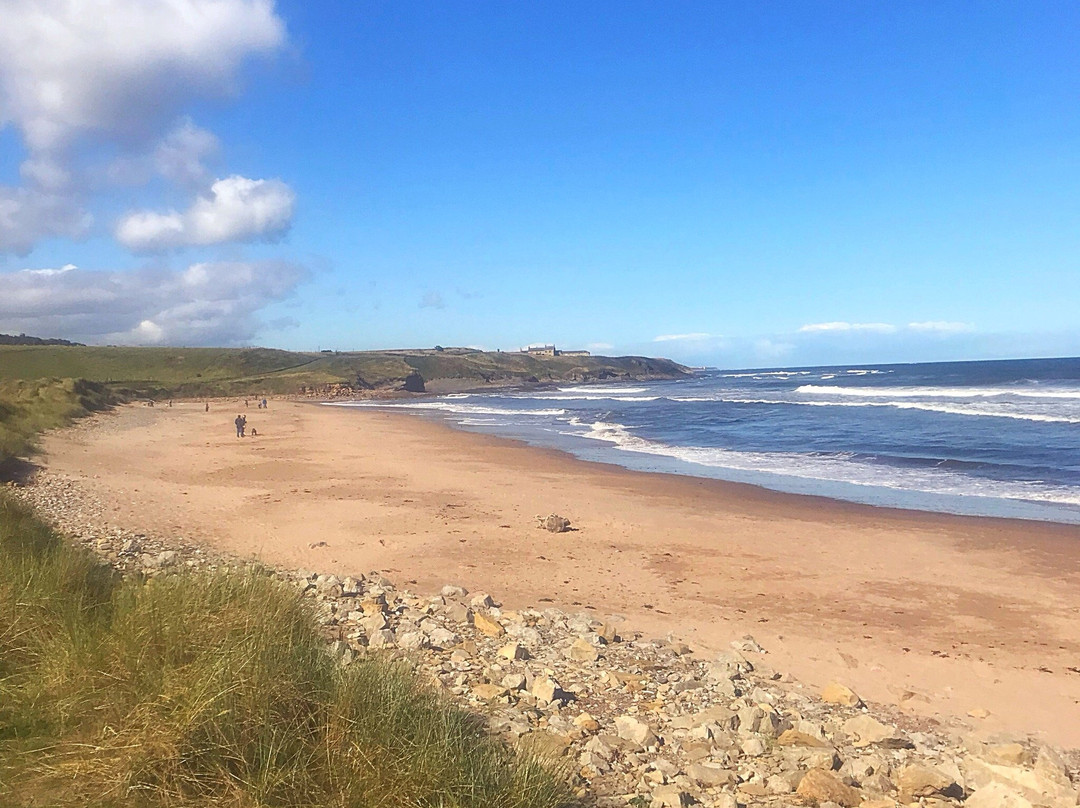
240,414,247,437
235,414,244,438
205,402,209,412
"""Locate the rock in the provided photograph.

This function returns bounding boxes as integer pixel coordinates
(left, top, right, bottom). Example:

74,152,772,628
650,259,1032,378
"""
427,627,460,648
777,729,831,748
573,712,600,732
444,601,473,624
965,754,1079,807
367,628,395,648
530,677,565,704
985,743,1031,767
795,768,863,807
471,683,508,701
968,706,991,719
341,576,364,597
473,613,505,638
567,637,599,662
731,634,765,653
740,737,766,757
841,714,912,748
964,782,1035,808
501,673,527,691
615,716,659,748
498,642,529,661
686,763,735,787
469,592,495,609
362,613,389,633
402,371,425,392
650,785,691,807
540,513,571,533
396,631,428,650
821,682,863,708
897,764,962,802
441,584,468,598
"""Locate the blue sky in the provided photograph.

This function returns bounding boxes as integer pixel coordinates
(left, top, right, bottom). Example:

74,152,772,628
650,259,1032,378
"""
1,1,1078,367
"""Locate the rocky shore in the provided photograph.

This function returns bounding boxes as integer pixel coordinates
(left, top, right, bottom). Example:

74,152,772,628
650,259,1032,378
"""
11,470,1080,808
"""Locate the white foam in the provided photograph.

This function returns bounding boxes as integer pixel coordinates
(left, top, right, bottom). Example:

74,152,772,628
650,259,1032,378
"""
330,401,567,417
668,395,1080,423
556,386,649,394
574,420,1080,507
518,394,661,402
797,384,1080,400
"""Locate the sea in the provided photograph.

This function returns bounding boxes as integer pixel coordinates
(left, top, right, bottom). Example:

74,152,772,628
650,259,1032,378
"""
329,357,1080,525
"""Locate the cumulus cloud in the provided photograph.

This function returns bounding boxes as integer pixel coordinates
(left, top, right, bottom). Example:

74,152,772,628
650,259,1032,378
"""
0,260,307,345
0,0,284,154
116,176,296,250
907,321,975,333
0,0,287,253
0,186,92,254
106,119,221,187
798,321,898,334
653,332,713,342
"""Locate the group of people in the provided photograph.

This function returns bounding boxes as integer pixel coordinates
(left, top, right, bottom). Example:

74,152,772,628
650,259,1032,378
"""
234,414,248,437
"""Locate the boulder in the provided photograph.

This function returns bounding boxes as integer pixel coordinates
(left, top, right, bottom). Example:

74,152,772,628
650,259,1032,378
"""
402,371,425,392
614,715,659,748
776,729,830,748
650,785,691,808
567,637,599,662
965,782,1035,808
687,763,735,787
795,768,863,807
821,682,863,707
471,683,508,701
897,764,962,803
497,642,529,661
473,613,505,638
842,714,912,748
540,513,571,532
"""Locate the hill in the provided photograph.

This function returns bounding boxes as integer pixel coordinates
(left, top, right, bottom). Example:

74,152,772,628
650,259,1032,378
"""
0,345,689,398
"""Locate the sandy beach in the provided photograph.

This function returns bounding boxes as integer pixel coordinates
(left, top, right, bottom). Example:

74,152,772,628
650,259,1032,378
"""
36,399,1080,747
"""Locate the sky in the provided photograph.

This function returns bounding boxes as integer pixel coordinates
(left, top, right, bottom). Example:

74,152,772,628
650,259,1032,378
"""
1,1,1078,368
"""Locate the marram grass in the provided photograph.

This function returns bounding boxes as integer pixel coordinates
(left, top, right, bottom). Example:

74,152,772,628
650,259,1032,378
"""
0,494,577,808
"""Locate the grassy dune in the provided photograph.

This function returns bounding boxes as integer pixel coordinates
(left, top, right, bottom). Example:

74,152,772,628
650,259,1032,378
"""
0,495,577,808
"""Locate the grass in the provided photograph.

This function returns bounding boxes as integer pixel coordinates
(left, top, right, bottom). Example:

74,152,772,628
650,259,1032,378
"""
0,377,114,460
0,494,578,808
0,344,688,399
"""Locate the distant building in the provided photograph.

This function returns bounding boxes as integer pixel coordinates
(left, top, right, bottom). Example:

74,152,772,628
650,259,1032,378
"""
519,344,590,357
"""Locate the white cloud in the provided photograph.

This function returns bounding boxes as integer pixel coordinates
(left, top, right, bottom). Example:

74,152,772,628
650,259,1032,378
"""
0,0,287,254
116,175,295,250
907,321,975,333
653,332,713,342
0,185,92,254
0,0,284,155
586,342,614,351
0,259,307,345
798,321,897,334
107,119,221,187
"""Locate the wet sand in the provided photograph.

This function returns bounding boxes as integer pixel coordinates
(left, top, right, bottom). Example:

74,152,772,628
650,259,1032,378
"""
37,400,1080,746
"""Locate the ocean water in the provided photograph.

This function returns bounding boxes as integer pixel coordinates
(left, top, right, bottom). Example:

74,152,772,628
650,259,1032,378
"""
329,357,1080,525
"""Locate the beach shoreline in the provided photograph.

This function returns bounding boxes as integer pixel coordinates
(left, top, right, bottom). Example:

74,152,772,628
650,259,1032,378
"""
30,399,1080,747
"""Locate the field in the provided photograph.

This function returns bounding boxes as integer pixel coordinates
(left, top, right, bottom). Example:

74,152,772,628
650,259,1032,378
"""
0,345,687,398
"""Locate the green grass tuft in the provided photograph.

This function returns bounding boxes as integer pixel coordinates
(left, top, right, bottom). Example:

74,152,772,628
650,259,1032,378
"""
0,495,578,808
